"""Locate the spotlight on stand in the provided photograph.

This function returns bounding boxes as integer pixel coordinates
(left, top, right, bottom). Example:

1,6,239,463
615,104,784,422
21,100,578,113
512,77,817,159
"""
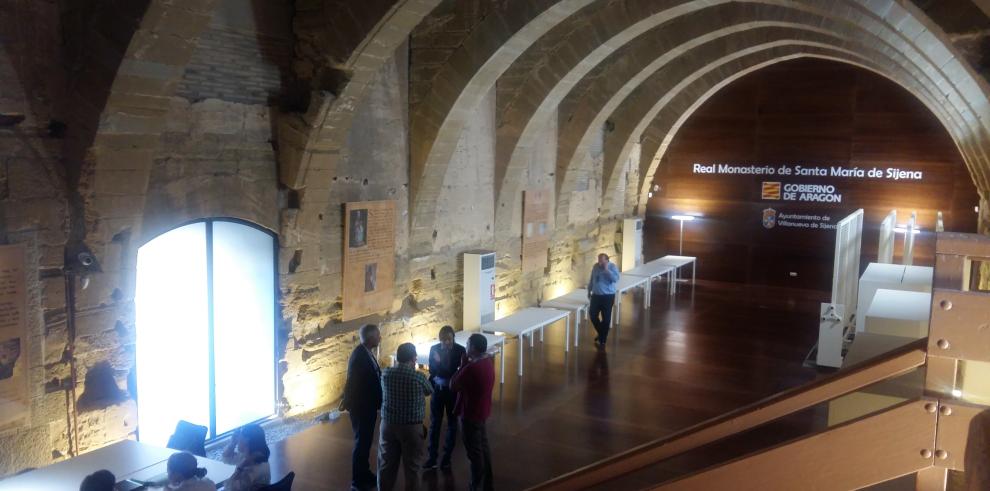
670,214,698,255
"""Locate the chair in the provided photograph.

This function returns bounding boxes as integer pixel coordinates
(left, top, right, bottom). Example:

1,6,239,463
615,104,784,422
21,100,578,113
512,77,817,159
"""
259,472,295,491
165,420,208,457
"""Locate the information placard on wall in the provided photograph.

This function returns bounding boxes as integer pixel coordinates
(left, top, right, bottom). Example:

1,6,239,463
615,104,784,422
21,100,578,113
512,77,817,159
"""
0,244,27,427
343,201,396,321
522,189,551,273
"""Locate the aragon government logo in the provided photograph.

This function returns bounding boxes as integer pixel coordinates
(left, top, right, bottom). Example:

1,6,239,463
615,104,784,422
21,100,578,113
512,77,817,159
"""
762,208,777,229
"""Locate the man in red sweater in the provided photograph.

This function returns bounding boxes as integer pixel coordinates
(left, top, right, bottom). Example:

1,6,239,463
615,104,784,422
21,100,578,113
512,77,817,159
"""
450,333,495,491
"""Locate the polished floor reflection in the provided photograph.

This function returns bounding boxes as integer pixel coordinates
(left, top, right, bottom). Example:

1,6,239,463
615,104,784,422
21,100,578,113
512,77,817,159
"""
269,281,830,490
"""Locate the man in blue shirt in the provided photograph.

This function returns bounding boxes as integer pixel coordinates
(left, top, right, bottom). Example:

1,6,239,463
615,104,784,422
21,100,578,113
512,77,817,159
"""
587,253,620,349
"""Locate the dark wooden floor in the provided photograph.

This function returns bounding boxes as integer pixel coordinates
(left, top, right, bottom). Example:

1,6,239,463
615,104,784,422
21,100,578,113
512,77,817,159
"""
269,280,832,490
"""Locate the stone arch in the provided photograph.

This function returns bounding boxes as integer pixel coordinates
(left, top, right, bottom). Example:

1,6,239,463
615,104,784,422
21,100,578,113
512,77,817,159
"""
408,0,598,254
484,1,980,240
279,0,442,190
594,30,982,219
550,14,978,225
404,1,985,256
629,53,986,219
482,2,979,234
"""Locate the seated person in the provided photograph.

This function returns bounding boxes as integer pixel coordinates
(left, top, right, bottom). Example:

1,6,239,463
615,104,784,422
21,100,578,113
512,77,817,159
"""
80,470,115,491
163,452,215,491
221,423,271,490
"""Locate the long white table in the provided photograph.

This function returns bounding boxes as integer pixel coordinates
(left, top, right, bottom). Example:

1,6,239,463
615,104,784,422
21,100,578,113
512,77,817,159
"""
623,259,678,307
482,307,569,377
400,330,507,384
653,255,697,293
613,275,650,325
455,330,506,384
540,290,590,348
0,439,235,490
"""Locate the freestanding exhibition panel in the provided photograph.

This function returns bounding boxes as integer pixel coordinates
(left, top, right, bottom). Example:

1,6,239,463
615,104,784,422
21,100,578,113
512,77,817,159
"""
877,210,896,264
817,209,864,368
903,211,917,266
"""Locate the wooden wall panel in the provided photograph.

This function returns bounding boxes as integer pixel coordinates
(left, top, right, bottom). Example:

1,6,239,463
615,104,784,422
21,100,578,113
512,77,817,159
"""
645,59,980,291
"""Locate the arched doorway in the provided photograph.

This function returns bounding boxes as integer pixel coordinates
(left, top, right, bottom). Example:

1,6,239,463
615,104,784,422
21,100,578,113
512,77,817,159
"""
134,219,277,445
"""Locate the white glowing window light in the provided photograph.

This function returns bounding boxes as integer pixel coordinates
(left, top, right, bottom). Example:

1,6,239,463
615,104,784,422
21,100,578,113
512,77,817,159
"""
136,220,276,445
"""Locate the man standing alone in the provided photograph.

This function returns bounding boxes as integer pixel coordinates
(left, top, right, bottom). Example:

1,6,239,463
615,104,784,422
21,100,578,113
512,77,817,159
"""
424,325,465,470
588,253,620,349
451,334,496,491
378,343,433,491
341,324,383,491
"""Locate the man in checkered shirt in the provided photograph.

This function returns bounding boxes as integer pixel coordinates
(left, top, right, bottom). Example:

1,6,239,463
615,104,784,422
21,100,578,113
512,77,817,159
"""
378,342,433,490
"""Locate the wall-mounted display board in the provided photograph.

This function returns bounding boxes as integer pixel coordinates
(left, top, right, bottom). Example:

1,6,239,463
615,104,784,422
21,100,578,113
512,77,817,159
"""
343,200,396,321
0,244,27,427
645,59,980,290
522,189,551,273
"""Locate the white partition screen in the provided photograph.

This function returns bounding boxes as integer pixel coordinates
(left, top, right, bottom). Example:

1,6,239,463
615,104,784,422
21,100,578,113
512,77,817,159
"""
904,211,917,266
817,209,864,367
878,210,896,264
831,209,864,325
136,219,276,444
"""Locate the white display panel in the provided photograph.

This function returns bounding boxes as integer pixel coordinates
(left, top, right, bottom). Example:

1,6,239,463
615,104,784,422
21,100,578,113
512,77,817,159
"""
136,222,211,446
877,210,896,264
212,221,276,435
903,211,917,266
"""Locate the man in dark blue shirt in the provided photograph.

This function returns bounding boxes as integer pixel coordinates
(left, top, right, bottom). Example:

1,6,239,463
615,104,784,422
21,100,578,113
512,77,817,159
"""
423,325,466,470
588,253,620,349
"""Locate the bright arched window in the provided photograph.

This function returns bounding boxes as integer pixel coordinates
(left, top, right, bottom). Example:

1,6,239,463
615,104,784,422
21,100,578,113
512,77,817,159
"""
135,219,276,445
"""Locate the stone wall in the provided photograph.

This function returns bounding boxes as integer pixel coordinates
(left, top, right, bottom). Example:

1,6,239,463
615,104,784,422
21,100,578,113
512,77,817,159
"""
176,0,293,105
280,43,416,414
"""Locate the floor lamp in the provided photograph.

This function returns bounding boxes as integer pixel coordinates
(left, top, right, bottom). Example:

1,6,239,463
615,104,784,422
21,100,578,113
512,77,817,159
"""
671,215,695,255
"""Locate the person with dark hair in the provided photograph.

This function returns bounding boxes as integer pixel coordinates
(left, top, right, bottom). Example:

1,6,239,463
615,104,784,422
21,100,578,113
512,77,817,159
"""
587,252,620,349
221,423,271,490
164,451,215,491
341,324,383,491
378,342,433,490
424,325,465,470
451,333,496,491
79,469,115,491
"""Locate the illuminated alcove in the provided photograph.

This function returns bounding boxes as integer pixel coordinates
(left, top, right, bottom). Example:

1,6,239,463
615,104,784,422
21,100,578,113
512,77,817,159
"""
134,219,277,445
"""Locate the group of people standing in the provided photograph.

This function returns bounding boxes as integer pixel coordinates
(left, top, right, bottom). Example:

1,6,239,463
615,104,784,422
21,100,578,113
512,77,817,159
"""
341,324,496,491
340,253,620,491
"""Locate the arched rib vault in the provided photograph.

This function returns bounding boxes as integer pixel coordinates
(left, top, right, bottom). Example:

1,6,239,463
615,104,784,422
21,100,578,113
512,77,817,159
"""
387,0,990,254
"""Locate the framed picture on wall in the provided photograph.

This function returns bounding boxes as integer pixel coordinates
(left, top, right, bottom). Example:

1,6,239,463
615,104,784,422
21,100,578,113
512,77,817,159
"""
349,209,368,248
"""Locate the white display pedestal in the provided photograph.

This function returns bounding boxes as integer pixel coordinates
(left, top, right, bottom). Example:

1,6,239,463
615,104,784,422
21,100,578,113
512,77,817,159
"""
855,263,905,332
901,265,934,293
864,289,931,339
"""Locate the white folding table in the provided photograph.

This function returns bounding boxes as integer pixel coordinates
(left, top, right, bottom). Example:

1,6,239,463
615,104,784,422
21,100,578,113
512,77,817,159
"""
653,255,697,293
613,275,649,325
481,307,569,377
0,439,235,490
624,259,678,306
540,290,590,348
455,330,506,384
401,330,507,384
